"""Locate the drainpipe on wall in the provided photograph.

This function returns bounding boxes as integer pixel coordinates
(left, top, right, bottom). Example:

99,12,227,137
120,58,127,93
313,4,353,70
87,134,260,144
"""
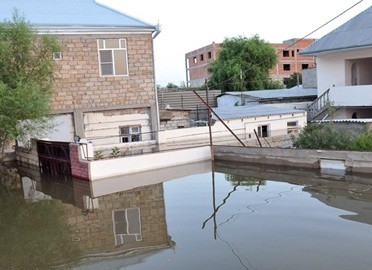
152,23,162,144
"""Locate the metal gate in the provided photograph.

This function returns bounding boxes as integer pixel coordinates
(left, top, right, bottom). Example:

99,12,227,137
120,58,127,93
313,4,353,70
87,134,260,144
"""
37,140,71,177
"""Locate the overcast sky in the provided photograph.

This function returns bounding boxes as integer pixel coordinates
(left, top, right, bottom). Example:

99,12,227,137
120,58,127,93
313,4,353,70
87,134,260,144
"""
98,0,371,86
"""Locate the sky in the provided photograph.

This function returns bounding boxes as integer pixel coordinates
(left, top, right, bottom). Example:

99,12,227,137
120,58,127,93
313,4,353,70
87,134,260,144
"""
98,0,371,87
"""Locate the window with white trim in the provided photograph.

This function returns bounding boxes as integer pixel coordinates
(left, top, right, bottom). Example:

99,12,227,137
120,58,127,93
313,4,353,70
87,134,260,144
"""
287,121,298,135
113,208,142,245
257,125,269,137
98,39,128,76
120,126,142,143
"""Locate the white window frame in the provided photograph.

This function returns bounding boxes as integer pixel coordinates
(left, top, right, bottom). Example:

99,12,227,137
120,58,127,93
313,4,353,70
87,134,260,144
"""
113,208,142,246
98,38,129,77
287,121,298,135
120,125,142,143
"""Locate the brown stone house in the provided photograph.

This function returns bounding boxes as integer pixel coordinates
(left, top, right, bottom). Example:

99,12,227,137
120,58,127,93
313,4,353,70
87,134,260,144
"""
2,0,160,147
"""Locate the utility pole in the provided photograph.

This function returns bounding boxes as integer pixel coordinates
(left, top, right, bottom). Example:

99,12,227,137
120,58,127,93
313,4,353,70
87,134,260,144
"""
205,79,214,160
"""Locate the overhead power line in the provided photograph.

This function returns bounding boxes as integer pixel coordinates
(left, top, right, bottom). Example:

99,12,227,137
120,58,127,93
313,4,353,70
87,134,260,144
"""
207,0,365,90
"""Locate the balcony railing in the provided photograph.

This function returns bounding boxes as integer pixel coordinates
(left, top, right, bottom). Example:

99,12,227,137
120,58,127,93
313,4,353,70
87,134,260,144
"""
307,88,330,120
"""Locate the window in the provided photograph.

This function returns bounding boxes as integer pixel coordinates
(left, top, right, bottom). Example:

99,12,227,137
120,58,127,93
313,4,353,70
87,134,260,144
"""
113,208,142,245
120,126,142,143
53,52,62,60
200,54,204,61
283,64,291,71
287,121,298,135
302,64,309,69
258,125,269,137
193,57,197,63
98,39,128,76
208,52,212,59
291,50,295,57
283,50,289,57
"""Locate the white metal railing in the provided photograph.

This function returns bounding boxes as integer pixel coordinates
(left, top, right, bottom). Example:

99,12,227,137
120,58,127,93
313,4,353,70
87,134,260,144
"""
307,88,330,120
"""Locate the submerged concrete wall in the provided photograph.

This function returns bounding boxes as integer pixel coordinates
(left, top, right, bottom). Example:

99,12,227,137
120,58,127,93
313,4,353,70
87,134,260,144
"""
213,145,372,174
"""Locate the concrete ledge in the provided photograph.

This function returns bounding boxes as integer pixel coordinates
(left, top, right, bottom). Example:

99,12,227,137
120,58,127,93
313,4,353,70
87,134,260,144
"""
89,146,212,180
213,145,372,175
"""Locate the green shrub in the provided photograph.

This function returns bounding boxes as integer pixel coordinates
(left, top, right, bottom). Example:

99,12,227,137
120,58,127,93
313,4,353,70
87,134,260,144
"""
350,131,372,151
293,123,355,150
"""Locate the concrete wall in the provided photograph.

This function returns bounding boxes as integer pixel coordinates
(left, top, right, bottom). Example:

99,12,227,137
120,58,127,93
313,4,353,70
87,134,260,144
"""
158,111,307,148
214,145,372,174
159,109,191,131
89,146,211,180
302,67,317,88
330,85,372,107
84,108,152,145
316,47,372,95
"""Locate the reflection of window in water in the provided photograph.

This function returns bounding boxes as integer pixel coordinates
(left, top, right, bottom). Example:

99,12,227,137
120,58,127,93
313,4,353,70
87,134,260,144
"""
113,208,142,245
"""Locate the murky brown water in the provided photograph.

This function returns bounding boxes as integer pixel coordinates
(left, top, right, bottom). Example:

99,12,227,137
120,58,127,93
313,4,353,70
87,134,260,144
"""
1,161,372,270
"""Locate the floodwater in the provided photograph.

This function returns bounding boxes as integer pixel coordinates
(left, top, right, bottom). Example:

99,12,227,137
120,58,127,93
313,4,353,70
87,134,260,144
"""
1,161,372,270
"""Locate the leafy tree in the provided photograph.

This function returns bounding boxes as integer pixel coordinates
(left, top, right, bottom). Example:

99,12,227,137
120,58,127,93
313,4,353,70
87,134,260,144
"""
208,35,278,92
0,11,60,161
166,82,179,89
283,72,302,88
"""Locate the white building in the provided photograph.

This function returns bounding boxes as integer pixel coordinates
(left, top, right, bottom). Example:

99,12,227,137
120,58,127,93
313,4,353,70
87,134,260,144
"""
301,6,372,121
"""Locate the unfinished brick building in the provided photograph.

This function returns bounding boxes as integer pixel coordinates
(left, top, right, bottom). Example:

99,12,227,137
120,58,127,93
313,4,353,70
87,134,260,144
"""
185,38,316,87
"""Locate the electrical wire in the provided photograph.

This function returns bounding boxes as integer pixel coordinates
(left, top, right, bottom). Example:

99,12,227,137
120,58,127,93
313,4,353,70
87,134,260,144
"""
204,0,365,90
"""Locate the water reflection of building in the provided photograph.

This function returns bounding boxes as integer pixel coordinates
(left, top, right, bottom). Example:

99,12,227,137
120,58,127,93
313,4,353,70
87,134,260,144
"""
18,161,212,266
304,185,372,226
18,172,172,265
66,180,171,258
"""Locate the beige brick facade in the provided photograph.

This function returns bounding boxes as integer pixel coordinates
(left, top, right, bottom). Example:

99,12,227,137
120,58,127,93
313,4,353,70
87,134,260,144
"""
52,34,156,111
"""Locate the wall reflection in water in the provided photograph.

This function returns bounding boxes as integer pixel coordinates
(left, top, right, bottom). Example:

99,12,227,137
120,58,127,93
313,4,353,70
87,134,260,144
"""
7,161,212,268
214,161,372,226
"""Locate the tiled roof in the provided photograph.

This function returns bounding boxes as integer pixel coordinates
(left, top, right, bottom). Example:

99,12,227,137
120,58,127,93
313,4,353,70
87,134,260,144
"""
301,6,372,55
0,0,156,30
212,105,305,121
225,87,317,100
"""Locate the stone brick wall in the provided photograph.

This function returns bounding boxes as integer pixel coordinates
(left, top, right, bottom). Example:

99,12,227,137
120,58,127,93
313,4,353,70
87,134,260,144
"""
67,182,170,255
159,109,191,130
51,34,156,111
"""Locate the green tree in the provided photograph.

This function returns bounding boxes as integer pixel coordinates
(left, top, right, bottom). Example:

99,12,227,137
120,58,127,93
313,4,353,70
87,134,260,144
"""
283,72,302,88
0,11,60,161
208,35,278,92
166,82,179,89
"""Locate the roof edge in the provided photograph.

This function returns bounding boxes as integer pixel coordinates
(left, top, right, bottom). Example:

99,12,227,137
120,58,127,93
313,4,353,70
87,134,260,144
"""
301,44,372,56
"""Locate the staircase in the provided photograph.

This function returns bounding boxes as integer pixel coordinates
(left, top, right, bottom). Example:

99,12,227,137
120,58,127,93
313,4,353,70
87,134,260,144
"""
307,88,330,121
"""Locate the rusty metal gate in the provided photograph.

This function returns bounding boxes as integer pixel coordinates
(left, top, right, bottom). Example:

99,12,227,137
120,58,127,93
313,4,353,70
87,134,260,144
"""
37,140,71,177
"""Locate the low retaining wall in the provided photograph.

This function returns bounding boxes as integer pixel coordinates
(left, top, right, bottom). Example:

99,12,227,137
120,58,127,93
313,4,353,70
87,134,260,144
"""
213,145,372,175
89,146,212,180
